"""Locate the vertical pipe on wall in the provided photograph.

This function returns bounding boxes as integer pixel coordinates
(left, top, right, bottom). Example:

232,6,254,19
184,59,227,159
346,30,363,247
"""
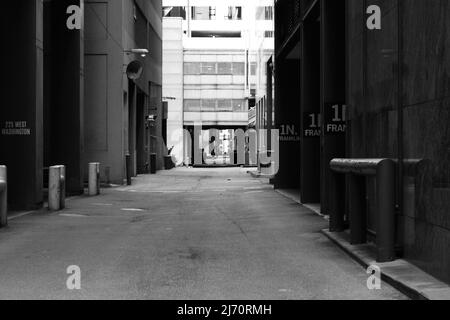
396,0,405,248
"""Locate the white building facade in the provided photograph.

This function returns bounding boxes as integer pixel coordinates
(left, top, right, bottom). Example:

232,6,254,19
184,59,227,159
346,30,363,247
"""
163,0,274,165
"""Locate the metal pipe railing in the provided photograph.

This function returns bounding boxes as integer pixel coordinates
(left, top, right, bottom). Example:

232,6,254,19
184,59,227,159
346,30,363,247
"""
0,166,7,228
329,158,396,262
49,165,66,211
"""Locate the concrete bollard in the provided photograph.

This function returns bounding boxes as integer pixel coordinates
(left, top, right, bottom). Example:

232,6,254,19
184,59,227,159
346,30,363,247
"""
88,162,100,196
49,165,66,211
0,166,7,228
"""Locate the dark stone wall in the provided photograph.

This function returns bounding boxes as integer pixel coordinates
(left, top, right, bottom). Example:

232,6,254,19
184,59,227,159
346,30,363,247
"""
274,59,301,190
0,1,44,209
44,0,84,195
347,0,450,283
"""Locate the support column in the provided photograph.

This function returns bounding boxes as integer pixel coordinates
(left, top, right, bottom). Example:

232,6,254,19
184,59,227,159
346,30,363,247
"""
0,1,44,210
45,0,84,196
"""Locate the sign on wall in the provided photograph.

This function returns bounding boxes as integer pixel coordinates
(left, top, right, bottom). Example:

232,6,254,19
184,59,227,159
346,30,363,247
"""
324,103,347,135
303,112,321,138
1,121,31,136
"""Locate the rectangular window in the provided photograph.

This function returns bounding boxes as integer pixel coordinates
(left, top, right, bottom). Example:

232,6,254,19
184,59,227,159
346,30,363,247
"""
202,99,217,111
200,62,216,74
226,7,242,20
256,6,273,20
184,100,201,112
232,62,245,75
192,6,216,20
184,62,201,75
217,62,232,74
163,6,187,19
250,62,257,76
232,100,246,112
264,31,274,38
217,99,233,111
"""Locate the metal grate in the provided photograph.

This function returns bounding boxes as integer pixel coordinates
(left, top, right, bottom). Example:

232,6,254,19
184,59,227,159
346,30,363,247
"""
275,0,302,50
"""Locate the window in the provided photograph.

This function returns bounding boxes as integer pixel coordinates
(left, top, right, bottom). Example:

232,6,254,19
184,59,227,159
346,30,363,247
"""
200,62,216,74
217,62,232,74
192,7,216,20
232,62,245,76
184,99,247,112
184,62,248,75
232,100,246,112
264,31,274,38
226,7,242,20
191,31,241,38
250,62,257,76
217,99,233,111
202,99,216,111
163,6,187,19
184,62,201,75
256,6,273,20
184,100,201,112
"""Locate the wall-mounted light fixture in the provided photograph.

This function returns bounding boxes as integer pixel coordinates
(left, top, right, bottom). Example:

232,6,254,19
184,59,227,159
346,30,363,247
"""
124,49,150,58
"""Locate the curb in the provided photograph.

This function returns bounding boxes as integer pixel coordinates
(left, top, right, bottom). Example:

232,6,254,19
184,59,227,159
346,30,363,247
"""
321,229,450,300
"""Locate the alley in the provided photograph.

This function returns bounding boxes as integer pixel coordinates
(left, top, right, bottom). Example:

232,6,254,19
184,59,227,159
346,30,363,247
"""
0,168,406,300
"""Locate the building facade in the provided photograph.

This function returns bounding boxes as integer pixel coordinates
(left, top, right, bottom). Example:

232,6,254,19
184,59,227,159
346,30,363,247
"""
163,0,274,165
274,0,450,284
84,0,164,184
0,0,164,209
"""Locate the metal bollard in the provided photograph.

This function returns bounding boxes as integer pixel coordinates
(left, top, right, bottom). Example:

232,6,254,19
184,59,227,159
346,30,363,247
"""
89,163,100,196
150,153,157,174
126,153,132,186
49,165,66,211
0,166,7,228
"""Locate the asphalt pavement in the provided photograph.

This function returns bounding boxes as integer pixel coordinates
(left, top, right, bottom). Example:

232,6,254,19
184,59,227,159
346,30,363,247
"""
0,167,407,300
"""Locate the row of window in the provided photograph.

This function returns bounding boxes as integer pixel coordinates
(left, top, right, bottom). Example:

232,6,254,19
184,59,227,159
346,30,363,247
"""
184,99,247,112
184,62,258,76
163,6,273,21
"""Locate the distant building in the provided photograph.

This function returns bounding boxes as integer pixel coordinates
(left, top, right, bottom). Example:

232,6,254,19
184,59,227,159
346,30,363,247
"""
163,0,274,165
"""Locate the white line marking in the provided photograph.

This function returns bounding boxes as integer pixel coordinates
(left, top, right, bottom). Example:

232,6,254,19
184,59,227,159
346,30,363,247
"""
9,211,35,221
121,208,145,212
59,214,88,218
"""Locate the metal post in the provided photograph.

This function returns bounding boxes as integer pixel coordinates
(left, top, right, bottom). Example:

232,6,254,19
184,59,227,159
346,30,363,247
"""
89,163,100,196
0,166,7,228
60,166,66,210
348,174,367,244
126,153,132,186
150,153,157,174
49,166,63,211
376,159,396,262
329,171,345,232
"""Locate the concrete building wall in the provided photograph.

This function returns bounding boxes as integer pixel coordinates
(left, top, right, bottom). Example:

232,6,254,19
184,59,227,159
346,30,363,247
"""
84,0,163,183
163,18,184,165
84,0,126,184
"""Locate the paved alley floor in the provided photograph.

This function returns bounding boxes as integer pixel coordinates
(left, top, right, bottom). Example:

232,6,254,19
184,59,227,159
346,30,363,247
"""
0,168,407,300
